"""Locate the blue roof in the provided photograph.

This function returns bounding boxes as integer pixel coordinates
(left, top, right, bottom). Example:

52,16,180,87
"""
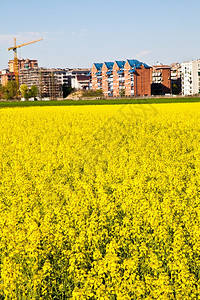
104,62,114,70
117,70,124,75
127,59,150,69
106,71,112,75
115,60,125,69
87,72,91,76
95,71,102,76
127,59,140,68
143,63,150,69
94,63,103,70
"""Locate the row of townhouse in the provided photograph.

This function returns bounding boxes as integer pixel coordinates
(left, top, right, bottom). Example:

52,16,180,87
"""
91,59,171,97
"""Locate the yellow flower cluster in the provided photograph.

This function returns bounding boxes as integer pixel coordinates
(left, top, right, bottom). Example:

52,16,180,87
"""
0,103,200,299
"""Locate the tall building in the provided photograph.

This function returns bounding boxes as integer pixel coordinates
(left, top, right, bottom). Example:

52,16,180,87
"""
91,59,152,97
9,59,38,72
102,62,114,96
124,60,151,97
19,68,63,99
113,60,126,97
181,60,200,96
91,63,103,90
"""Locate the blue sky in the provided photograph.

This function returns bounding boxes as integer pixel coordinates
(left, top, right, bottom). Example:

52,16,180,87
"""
0,0,200,70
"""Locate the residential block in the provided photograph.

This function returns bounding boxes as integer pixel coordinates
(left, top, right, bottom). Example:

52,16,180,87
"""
91,59,152,97
181,60,200,96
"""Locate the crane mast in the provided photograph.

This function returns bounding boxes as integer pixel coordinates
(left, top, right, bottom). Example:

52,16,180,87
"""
7,38,43,97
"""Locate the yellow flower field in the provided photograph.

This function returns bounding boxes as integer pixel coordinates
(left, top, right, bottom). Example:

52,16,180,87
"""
0,103,200,299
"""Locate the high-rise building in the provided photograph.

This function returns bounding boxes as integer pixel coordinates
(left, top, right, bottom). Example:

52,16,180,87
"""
181,60,200,96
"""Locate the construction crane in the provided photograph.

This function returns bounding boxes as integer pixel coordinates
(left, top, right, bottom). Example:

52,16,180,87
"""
7,38,43,96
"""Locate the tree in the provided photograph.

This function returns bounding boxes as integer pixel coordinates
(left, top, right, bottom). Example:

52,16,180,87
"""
62,84,74,98
120,88,125,98
29,85,38,99
20,84,38,100
172,83,178,95
20,84,29,100
0,84,3,99
2,81,17,100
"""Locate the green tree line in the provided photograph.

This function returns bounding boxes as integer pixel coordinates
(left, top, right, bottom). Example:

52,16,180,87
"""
0,82,38,100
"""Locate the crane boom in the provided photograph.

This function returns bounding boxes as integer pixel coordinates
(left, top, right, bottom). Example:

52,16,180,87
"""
7,38,43,51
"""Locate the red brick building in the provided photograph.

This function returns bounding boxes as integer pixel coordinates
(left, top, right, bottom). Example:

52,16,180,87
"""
151,65,171,95
91,59,152,97
1,69,15,86
91,63,103,91
124,60,151,97
113,61,125,97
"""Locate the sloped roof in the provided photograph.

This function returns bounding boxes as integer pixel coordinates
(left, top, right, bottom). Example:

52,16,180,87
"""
127,59,150,69
94,63,103,70
127,59,140,68
115,60,125,69
143,63,151,69
104,62,114,70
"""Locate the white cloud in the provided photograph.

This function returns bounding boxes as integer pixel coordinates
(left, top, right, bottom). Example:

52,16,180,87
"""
136,50,151,59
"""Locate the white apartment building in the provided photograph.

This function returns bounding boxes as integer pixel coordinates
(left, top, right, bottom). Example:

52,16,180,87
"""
181,60,200,95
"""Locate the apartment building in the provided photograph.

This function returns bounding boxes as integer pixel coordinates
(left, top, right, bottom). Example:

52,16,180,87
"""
124,60,151,97
91,63,103,90
102,62,114,96
71,75,90,90
9,59,38,73
181,60,200,96
91,59,151,97
19,68,62,99
151,65,171,95
113,60,126,97
0,69,15,86
69,68,91,90
53,69,71,86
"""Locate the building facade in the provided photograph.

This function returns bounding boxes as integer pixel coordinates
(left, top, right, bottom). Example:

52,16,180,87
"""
91,63,103,91
91,59,152,97
151,65,171,95
19,68,62,99
71,75,90,90
181,60,200,96
9,59,38,73
0,69,15,86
